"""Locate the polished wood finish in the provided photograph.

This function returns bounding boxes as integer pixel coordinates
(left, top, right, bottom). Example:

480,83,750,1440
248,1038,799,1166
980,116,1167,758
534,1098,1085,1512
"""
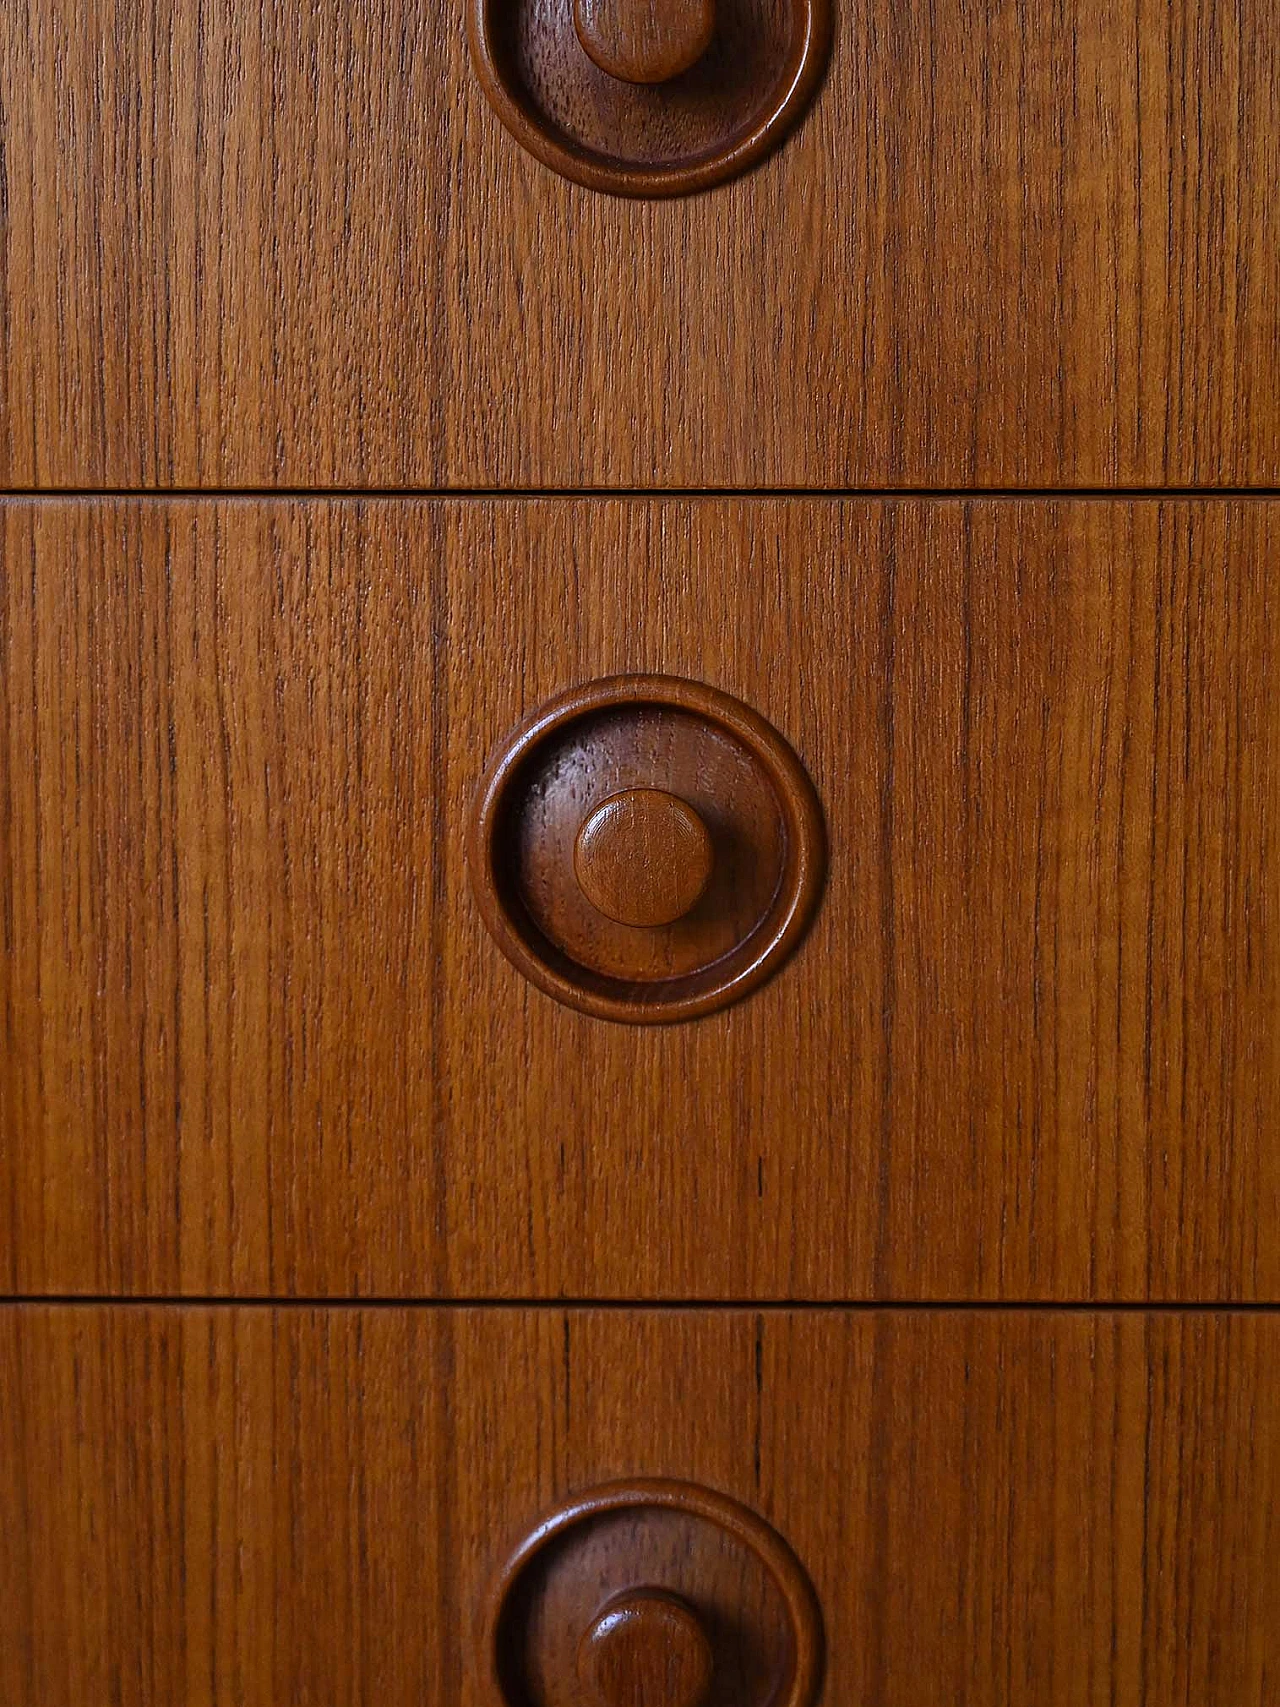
7,0,1273,1682
2,1305,1277,1706
3,498,1278,1299
472,674,824,1022
468,0,829,197
491,1477,822,1707
578,1593,715,1707
574,790,716,928
3,0,1277,484
574,0,717,84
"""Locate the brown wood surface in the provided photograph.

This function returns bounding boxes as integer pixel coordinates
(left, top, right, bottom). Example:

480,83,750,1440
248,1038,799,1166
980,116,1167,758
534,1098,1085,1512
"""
489,1478,823,1707
469,0,828,198
3,498,1277,1301
1,0,1277,488
573,789,717,929
1,1305,1277,1706
573,0,718,84
575,1591,718,1707
470,673,826,1022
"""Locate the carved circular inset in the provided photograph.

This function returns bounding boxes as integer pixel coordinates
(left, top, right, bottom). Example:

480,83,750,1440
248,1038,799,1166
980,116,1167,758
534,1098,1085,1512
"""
574,788,715,927
488,1479,824,1707
468,0,832,197
469,675,825,1023
578,1589,715,1707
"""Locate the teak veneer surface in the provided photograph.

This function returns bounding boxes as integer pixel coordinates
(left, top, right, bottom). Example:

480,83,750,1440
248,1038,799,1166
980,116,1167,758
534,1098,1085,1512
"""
2,1306,1277,1707
3,498,1277,1301
1,0,1277,488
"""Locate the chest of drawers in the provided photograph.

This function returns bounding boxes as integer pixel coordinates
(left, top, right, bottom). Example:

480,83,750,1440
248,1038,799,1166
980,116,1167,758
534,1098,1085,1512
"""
2,4,1278,1703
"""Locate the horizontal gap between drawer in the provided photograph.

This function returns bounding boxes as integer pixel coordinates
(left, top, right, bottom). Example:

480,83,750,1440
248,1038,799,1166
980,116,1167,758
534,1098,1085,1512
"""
2,1296,1278,1314
3,487,1280,502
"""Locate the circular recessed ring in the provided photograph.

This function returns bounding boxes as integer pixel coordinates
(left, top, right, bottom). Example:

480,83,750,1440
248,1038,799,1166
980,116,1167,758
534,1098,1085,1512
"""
468,674,826,1024
467,0,832,198
486,1478,824,1707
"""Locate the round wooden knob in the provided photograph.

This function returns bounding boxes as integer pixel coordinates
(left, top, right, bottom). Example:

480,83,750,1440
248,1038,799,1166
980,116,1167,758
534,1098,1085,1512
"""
578,1590,715,1707
574,0,715,83
574,789,715,928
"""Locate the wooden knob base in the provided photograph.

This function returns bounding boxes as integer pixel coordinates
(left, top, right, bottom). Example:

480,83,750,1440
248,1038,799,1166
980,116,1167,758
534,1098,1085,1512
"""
468,0,832,198
578,1590,715,1707
488,1480,823,1707
470,676,825,1024
574,0,717,85
574,789,715,928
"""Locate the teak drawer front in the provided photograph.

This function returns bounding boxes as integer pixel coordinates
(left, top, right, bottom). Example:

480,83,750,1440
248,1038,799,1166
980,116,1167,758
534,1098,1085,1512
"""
3,498,1277,1302
2,1306,1277,1706
2,1,1278,489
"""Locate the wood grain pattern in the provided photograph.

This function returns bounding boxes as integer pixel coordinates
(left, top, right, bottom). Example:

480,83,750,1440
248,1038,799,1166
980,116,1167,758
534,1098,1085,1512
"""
2,498,1278,1300
574,0,718,83
576,1592,717,1707
573,790,717,928
1,1305,1277,1705
470,0,828,197
471,673,825,1021
1,0,1277,486
490,1478,821,1707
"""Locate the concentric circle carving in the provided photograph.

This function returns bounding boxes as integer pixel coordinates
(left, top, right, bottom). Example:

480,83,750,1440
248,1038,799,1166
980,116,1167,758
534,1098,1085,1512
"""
487,1479,824,1707
468,0,831,197
469,675,825,1023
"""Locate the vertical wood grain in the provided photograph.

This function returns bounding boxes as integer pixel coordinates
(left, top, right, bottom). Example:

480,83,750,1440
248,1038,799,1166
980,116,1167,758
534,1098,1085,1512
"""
1,1306,1277,1705
2,499,1277,1299
1,0,1276,487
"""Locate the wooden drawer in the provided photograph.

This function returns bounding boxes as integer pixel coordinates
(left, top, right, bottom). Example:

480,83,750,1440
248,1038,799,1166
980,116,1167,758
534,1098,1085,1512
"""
2,1305,1277,1706
3,497,1277,1301
2,2,1276,490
